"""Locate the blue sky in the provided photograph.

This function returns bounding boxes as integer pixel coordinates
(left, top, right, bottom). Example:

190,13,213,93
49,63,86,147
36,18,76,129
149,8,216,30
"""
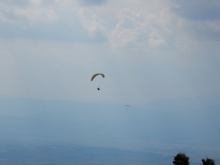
0,0,220,104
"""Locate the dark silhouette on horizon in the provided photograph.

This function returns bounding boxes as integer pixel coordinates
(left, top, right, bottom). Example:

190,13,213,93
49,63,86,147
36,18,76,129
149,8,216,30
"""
173,153,189,165
202,158,215,165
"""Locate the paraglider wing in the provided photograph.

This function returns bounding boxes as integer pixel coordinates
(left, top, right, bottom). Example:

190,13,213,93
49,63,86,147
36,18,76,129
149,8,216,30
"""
91,73,105,81
124,105,130,110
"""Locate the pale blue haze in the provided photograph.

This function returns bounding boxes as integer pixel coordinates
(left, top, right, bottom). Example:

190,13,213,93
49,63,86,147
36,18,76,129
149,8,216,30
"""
0,0,220,164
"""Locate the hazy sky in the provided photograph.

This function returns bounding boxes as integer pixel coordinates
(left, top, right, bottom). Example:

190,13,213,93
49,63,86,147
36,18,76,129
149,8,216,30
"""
1,1,220,158
0,0,220,104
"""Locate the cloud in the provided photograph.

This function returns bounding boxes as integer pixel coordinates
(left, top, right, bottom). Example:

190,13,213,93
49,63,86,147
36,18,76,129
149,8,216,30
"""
108,8,141,48
207,20,220,33
0,0,179,48
172,1,220,20
1,0,220,49
79,0,107,6
0,1,106,42
0,18,103,42
173,17,220,43
0,0,29,7
0,0,58,24
163,0,220,47
77,9,107,40
148,31,167,48
108,3,175,49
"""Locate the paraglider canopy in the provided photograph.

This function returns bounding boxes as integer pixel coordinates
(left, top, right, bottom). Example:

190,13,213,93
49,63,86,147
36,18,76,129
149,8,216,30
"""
91,73,105,81
124,105,130,110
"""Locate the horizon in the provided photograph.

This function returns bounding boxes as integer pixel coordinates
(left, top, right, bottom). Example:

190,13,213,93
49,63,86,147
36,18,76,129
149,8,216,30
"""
1,97,220,148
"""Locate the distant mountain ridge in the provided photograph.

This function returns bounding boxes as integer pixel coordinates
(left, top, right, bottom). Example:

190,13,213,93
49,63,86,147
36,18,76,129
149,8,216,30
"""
0,97,220,153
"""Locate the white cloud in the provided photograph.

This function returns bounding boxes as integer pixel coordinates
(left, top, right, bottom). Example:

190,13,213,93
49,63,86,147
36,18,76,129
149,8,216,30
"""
207,20,220,33
172,0,220,21
0,0,183,49
14,7,56,23
148,31,167,48
0,0,58,24
109,27,139,48
108,8,140,48
106,1,180,49
77,9,107,37
78,0,107,6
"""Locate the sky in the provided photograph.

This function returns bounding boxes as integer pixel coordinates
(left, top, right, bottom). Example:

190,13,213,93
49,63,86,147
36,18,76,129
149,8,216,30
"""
1,1,220,161
0,0,220,104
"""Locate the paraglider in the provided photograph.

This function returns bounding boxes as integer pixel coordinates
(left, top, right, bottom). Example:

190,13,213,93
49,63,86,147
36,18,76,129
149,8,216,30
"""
91,73,105,81
91,73,105,91
124,105,130,110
